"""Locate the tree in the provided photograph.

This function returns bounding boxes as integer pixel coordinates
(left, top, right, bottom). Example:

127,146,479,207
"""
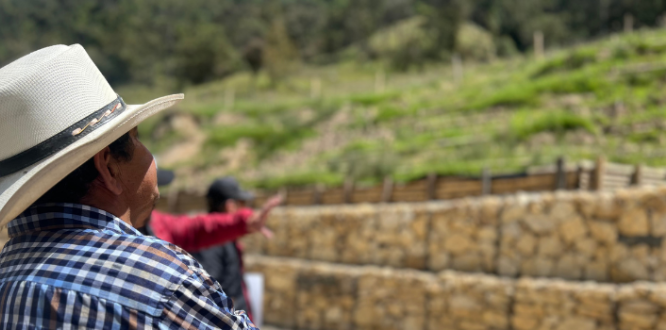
417,0,465,60
243,38,265,75
3,0,666,87
263,17,298,84
172,22,239,85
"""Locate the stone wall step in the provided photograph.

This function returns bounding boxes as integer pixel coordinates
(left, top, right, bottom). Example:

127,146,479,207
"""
246,255,666,330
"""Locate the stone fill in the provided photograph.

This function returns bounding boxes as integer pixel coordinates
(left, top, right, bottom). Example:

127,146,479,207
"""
243,186,666,283
247,255,666,330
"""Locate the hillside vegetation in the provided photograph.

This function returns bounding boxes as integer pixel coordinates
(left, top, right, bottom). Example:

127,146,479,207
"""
125,28,666,191
5,1,663,87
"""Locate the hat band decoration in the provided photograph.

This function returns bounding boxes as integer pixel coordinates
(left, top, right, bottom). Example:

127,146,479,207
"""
0,96,126,177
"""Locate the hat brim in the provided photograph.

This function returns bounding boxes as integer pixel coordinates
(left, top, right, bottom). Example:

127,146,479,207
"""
0,94,184,227
238,190,255,201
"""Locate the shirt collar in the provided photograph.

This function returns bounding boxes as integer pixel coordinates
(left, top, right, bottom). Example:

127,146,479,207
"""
8,203,140,238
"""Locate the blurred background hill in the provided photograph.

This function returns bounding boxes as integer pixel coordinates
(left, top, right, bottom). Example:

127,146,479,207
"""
3,0,666,191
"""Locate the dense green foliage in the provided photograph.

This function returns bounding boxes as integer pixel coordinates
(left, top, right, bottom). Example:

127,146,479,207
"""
2,0,665,87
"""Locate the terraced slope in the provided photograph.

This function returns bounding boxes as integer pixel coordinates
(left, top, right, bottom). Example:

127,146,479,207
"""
124,29,666,191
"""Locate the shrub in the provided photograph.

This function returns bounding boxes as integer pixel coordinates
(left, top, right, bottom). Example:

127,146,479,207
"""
206,124,314,156
375,105,413,123
456,22,496,62
367,17,434,71
534,71,607,94
327,142,398,182
628,131,661,143
532,47,597,78
510,110,597,140
466,85,539,110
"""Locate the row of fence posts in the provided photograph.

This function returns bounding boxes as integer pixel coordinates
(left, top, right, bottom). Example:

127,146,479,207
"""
270,157,653,206
162,156,657,212
272,157,571,206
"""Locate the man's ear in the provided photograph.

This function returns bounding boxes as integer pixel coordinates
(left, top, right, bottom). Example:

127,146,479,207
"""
93,147,124,196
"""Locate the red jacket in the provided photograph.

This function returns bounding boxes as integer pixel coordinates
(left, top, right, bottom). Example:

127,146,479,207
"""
149,208,253,252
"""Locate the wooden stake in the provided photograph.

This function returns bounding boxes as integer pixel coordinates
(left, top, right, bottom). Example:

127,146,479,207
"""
592,157,607,191
278,187,288,205
313,184,324,205
632,164,643,186
534,31,544,59
225,88,235,110
343,178,355,204
167,188,180,213
427,173,438,200
452,54,463,85
310,77,321,99
381,176,394,203
555,157,566,190
482,168,492,195
576,164,585,190
624,14,634,33
375,70,386,93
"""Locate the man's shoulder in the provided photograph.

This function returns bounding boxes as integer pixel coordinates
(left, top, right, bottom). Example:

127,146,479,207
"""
150,235,219,284
0,228,205,315
112,231,204,277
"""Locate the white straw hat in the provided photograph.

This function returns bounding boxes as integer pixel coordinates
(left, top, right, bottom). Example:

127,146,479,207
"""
0,44,183,227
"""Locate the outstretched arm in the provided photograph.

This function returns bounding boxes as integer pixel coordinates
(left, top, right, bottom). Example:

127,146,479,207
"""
151,209,253,252
150,195,282,252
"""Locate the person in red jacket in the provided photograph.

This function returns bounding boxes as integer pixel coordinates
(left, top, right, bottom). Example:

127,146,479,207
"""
190,177,280,322
149,198,279,252
139,170,280,252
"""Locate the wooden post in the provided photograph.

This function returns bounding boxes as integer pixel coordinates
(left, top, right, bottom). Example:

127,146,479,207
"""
343,178,355,204
534,31,544,59
167,189,180,213
576,164,585,190
452,54,463,85
375,70,385,93
278,187,288,205
624,14,634,33
592,157,607,191
224,88,235,110
632,164,643,186
555,157,566,190
313,184,324,205
249,191,261,208
381,176,394,203
310,77,321,99
427,173,438,200
482,168,492,195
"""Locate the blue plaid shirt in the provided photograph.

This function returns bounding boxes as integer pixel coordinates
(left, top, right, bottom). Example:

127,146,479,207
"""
0,203,259,329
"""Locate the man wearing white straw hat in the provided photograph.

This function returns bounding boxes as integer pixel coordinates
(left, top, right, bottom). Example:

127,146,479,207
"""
0,45,259,329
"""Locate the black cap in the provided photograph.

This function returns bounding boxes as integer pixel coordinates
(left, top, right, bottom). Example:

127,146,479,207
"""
157,169,175,187
206,176,254,202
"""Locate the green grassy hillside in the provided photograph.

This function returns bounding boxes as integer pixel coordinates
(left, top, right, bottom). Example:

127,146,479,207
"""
122,28,666,191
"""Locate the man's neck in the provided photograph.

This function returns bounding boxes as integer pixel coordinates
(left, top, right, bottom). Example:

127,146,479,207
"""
83,194,132,226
